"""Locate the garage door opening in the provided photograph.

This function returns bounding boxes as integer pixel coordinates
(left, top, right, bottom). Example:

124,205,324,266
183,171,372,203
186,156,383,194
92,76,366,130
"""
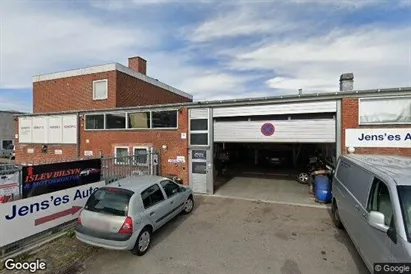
213,142,336,205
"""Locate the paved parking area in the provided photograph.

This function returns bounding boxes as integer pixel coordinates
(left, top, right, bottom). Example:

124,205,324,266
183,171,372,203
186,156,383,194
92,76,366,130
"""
215,177,320,207
80,195,368,274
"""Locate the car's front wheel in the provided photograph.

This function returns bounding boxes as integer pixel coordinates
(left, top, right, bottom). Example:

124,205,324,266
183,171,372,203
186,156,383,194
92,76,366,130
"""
331,200,343,229
182,196,194,214
131,227,152,256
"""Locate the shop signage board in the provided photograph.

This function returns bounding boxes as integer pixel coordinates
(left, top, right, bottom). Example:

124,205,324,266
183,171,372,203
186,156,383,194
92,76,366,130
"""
345,128,411,148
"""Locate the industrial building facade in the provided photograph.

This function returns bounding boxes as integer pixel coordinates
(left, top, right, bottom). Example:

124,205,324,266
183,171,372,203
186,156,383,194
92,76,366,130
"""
14,58,411,196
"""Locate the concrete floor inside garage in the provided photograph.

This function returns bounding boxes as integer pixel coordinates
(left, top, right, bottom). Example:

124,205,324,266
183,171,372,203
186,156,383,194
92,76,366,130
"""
213,142,336,206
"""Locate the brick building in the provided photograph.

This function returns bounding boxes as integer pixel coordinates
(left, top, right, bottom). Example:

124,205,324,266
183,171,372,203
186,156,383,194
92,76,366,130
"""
32,56,192,113
15,62,411,197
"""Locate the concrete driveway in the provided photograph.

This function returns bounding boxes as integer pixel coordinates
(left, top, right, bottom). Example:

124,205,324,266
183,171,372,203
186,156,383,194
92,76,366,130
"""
80,195,368,274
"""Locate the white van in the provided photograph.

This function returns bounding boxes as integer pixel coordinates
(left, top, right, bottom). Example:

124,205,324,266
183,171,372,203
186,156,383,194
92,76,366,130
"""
332,154,411,272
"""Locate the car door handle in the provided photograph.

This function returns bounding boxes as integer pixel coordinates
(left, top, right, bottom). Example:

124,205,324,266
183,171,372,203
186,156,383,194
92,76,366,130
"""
170,201,174,205
150,212,155,216
355,205,360,211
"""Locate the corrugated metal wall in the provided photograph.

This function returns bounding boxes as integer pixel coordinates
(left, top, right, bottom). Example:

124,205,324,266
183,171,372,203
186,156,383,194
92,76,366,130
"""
214,119,336,143
213,101,337,117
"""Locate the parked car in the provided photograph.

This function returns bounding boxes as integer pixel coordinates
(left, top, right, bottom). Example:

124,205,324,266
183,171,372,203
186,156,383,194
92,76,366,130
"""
331,154,411,272
0,144,14,159
259,150,289,167
75,175,194,256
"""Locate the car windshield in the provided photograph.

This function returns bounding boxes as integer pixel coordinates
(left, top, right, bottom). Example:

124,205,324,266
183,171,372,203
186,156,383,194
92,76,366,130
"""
398,186,411,242
85,188,134,216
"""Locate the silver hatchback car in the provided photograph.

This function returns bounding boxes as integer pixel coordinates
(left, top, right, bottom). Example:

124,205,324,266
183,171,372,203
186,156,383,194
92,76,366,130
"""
75,175,194,256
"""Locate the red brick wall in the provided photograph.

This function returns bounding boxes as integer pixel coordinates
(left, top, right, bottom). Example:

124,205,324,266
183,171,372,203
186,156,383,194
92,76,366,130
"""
33,71,117,113
14,109,190,184
341,98,411,157
79,108,189,184
115,71,192,108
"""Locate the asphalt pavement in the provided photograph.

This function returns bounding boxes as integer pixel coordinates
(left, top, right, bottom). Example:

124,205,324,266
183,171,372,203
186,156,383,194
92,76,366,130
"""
79,195,369,274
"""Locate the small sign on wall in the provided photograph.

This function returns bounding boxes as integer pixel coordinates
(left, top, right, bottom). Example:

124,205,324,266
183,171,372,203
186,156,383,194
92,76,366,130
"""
54,150,63,155
84,150,93,157
181,133,187,139
27,148,34,154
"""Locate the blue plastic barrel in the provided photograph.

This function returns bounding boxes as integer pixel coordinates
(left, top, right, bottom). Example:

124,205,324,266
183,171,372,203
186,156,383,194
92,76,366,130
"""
314,175,332,203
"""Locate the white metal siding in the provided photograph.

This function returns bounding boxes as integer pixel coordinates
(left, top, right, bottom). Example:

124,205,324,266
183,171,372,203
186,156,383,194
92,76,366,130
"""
191,173,207,194
213,101,337,117
189,109,209,119
214,119,336,143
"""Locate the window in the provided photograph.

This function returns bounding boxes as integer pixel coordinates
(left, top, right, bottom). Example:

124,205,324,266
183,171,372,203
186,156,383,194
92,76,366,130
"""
114,147,129,165
160,180,180,198
141,184,165,209
152,111,177,128
190,119,208,131
128,112,150,129
398,186,411,242
359,97,411,124
133,147,148,166
106,113,126,129
1,140,13,150
93,79,108,100
84,188,134,216
85,114,105,130
190,133,208,145
192,162,207,174
367,178,393,226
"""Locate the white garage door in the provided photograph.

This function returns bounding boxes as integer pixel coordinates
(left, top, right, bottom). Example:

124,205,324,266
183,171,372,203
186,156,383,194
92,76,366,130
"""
214,119,336,143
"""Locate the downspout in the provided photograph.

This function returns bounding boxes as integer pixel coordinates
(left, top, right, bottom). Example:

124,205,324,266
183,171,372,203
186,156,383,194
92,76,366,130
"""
76,112,81,159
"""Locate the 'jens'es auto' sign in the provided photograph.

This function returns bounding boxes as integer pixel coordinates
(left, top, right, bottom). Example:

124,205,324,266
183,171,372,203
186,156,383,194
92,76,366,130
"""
345,128,411,148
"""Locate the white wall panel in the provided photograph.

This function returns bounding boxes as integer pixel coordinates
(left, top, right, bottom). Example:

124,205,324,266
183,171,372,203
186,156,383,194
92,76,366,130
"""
31,117,48,144
62,115,78,144
214,119,336,143
48,116,63,144
18,117,32,144
213,101,337,117
189,108,209,119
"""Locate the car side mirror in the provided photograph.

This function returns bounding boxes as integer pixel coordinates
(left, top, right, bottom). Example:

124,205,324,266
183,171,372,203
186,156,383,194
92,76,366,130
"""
368,211,389,233
179,186,186,192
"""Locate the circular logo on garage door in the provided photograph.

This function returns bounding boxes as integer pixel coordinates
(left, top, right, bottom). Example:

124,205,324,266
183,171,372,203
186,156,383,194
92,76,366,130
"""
261,123,275,136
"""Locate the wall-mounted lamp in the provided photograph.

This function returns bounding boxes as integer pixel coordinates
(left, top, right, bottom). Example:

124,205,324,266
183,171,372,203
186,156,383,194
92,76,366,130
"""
347,147,355,154
162,145,167,151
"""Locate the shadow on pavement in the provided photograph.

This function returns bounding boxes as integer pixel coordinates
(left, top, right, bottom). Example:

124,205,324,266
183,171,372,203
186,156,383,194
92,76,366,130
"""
326,208,369,274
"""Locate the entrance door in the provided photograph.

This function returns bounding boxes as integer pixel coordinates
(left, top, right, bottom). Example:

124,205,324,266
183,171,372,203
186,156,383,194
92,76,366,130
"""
190,149,210,194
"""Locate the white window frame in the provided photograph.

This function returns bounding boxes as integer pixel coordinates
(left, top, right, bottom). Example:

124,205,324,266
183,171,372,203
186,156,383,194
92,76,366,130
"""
1,139,13,150
114,146,130,165
358,96,411,125
93,79,108,100
132,146,149,166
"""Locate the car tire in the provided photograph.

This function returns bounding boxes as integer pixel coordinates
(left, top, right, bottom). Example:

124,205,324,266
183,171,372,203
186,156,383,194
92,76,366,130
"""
331,200,344,229
182,196,194,215
297,172,310,184
131,227,152,256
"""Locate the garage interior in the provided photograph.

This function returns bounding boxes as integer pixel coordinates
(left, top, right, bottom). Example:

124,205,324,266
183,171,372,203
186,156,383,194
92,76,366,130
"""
211,109,337,206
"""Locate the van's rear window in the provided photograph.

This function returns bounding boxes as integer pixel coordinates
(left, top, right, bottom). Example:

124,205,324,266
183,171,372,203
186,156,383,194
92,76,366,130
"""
85,188,134,216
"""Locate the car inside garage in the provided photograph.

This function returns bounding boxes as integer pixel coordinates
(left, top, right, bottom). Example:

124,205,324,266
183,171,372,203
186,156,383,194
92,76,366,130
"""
210,101,338,205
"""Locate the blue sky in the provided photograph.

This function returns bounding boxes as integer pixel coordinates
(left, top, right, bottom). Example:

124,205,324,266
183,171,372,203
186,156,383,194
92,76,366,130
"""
1,0,411,113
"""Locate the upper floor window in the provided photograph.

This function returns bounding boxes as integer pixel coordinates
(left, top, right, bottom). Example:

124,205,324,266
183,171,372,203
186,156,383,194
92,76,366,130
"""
93,79,108,100
359,97,411,125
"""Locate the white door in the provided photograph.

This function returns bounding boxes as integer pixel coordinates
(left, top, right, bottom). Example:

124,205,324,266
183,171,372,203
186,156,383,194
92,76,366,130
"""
190,149,208,194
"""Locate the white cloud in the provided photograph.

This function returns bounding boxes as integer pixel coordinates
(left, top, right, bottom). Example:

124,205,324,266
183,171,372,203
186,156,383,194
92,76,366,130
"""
223,26,411,92
0,1,158,89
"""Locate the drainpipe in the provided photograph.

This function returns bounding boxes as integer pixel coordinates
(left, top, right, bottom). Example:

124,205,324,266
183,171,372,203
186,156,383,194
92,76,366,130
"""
76,112,81,159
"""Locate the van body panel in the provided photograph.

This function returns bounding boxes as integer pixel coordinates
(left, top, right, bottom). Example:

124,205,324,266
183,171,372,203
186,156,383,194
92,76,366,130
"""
332,154,411,273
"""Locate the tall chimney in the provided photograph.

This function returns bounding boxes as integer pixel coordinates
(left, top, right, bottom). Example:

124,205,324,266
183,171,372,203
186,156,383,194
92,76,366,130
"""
339,73,354,91
128,56,147,75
